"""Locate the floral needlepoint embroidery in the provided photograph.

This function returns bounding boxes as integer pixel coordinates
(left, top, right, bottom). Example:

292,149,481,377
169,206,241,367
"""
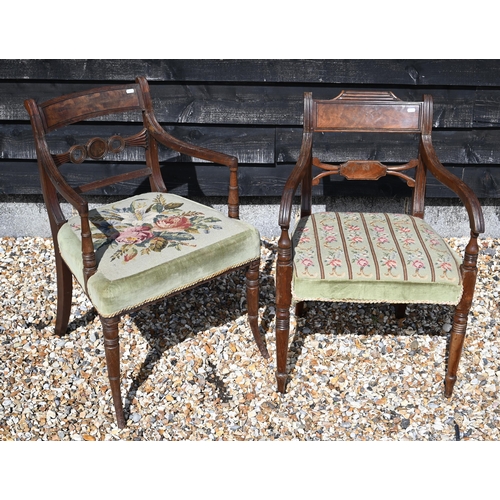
351,250,372,278
71,194,223,264
411,258,426,278
320,221,338,247
381,252,399,278
436,255,456,280
401,236,416,249
325,253,345,277
299,256,316,277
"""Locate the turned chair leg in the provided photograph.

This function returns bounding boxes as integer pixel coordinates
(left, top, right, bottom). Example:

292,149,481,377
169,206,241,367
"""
445,235,479,397
445,289,475,397
445,313,468,397
100,315,125,428
275,305,290,393
54,251,73,336
276,231,293,393
246,259,269,358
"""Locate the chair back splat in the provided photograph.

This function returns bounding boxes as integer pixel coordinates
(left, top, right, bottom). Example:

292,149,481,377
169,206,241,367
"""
25,77,269,428
276,90,485,397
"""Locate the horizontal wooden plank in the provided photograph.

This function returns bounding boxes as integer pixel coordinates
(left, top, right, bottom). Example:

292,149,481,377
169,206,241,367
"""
276,129,500,165
2,59,500,86
0,124,275,164
5,81,500,128
2,161,498,199
5,122,500,167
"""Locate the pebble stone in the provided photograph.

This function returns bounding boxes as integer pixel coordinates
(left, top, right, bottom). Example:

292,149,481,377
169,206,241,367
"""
0,235,499,441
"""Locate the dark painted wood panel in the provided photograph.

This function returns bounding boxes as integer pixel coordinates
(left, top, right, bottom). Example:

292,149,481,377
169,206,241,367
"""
5,81,500,128
2,59,500,200
276,129,500,165
5,123,500,167
2,59,500,86
0,124,275,164
2,161,499,199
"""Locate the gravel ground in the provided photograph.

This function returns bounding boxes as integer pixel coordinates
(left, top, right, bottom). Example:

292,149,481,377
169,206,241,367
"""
0,235,499,441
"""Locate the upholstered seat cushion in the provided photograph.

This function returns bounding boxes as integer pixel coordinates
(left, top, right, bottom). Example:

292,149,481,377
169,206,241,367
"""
57,193,260,317
292,212,463,305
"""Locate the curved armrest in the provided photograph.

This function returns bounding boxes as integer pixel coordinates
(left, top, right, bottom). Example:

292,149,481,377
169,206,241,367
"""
421,137,485,234
144,111,238,168
278,133,313,229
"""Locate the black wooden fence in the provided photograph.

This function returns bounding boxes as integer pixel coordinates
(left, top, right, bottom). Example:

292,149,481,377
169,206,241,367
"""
1,59,499,201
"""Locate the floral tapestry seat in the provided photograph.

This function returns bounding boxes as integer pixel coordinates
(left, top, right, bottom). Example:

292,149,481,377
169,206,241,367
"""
292,212,463,306
58,192,261,317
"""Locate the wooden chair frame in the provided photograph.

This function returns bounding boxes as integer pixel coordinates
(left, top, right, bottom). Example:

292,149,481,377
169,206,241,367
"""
276,90,485,397
25,76,269,428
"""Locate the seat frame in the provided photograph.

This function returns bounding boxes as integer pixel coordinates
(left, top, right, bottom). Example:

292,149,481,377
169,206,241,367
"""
25,76,269,428
276,90,485,397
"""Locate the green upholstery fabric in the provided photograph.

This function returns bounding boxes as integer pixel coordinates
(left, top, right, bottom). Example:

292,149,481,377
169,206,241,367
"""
292,212,463,305
58,193,260,317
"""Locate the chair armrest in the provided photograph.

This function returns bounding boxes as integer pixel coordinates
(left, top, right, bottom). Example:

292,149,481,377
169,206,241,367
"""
421,137,485,235
143,108,240,218
278,133,313,229
144,112,238,168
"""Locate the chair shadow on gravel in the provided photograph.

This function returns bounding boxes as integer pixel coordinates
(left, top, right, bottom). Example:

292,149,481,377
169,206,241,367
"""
119,265,272,423
285,301,455,390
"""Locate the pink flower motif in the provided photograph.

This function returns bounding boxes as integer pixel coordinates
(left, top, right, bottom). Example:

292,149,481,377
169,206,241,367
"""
373,226,385,232
351,235,363,244
323,225,335,232
301,258,314,268
440,262,452,272
155,215,192,232
403,237,415,245
325,235,337,243
377,236,389,244
299,235,311,244
327,258,342,268
430,238,441,246
385,259,397,269
116,226,153,245
348,225,360,231
412,259,425,270
124,248,138,262
398,227,411,234
357,258,369,268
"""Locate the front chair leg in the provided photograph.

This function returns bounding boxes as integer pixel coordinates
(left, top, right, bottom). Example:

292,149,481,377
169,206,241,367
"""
445,235,479,397
246,259,269,358
100,315,125,428
276,230,293,393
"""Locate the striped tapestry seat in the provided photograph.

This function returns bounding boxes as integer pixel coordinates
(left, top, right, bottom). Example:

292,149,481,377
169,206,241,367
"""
292,212,463,305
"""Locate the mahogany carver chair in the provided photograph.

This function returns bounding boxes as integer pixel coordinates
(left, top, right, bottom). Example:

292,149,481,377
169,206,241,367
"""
24,76,269,428
275,90,484,397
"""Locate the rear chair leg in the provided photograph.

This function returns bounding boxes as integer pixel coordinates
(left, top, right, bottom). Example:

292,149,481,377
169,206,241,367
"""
246,259,269,358
54,250,73,336
394,304,407,319
101,315,125,428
